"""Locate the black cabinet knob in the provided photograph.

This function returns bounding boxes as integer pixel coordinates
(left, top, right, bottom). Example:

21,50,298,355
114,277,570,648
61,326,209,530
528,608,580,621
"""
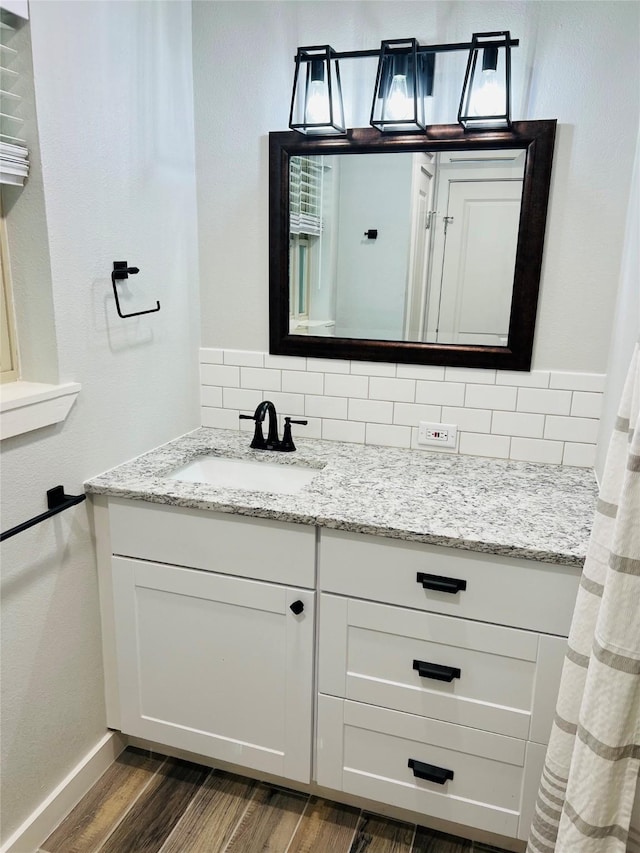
290,600,304,615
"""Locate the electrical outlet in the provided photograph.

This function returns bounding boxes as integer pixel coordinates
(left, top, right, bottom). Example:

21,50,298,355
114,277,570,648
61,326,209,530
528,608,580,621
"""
418,421,458,448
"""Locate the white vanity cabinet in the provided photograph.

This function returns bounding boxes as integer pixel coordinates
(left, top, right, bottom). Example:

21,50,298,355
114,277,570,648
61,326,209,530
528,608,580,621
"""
94,494,582,846
316,529,581,841
98,498,316,784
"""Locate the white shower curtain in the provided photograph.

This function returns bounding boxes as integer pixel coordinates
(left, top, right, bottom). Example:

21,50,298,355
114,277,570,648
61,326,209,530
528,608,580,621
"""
527,340,640,852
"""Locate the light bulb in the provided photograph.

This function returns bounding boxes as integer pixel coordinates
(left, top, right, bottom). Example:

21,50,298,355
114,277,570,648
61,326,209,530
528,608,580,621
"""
470,69,506,118
305,79,330,125
385,74,411,121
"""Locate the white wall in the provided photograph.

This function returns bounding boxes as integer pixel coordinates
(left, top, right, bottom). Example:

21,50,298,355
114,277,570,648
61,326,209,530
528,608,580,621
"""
335,154,412,339
193,0,640,374
0,0,200,844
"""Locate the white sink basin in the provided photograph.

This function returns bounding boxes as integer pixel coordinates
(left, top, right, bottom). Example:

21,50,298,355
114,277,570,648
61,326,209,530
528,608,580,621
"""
166,455,320,494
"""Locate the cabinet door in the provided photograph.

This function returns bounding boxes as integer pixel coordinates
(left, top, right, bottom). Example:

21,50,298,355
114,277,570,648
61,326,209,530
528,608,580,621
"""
112,557,314,782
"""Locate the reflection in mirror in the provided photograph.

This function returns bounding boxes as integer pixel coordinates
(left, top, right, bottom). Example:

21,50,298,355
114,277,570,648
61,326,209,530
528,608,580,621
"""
289,148,525,346
270,122,557,370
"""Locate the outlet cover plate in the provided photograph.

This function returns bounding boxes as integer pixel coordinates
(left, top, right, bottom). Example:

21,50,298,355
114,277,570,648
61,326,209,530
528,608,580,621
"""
418,421,458,448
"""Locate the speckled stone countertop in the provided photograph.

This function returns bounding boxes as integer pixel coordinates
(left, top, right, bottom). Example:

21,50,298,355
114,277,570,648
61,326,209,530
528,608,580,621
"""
85,427,598,567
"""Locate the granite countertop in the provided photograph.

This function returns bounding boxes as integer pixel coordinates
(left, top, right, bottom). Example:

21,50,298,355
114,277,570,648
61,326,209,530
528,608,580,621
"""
85,427,598,567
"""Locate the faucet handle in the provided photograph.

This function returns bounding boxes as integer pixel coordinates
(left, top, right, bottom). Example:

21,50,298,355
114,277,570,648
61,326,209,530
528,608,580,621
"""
239,412,268,449
280,417,308,452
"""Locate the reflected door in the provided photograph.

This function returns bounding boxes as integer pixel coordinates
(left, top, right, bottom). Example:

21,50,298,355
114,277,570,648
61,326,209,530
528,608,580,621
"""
404,154,436,341
433,179,522,345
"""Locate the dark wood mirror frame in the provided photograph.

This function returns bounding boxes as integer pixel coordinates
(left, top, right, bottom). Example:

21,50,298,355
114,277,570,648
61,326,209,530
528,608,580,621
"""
269,119,556,370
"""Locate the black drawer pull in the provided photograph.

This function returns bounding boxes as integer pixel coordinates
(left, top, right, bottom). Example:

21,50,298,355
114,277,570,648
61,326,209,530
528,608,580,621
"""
290,600,304,615
416,572,467,594
408,758,454,785
413,659,461,682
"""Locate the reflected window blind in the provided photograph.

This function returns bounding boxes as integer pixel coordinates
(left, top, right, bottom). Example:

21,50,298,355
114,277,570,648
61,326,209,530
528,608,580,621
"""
0,12,29,186
290,156,322,237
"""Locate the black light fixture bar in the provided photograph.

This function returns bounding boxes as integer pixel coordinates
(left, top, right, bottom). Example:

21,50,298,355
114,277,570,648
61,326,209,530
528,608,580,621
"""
294,37,518,62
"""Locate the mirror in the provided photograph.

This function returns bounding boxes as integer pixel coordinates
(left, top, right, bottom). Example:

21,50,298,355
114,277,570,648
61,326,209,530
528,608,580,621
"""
269,121,556,370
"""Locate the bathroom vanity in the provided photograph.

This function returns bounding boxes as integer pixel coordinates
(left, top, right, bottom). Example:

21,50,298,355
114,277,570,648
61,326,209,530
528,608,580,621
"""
86,427,596,846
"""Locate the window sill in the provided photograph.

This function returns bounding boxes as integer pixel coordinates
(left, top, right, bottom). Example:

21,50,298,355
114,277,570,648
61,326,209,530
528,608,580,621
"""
0,381,81,440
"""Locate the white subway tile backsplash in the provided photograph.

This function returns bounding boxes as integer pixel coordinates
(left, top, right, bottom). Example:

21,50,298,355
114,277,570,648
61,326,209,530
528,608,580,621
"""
223,387,261,411
305,394,348,420
441,406,492,433
298,417,322,440
201,386,223,408
544,416,600,444
459,432,511,459
563,442,597,468
394,402,441,426
369,377,415,403
571,391,603,419
199,350,603,469
348,398,393,424
549,372,606,392
201,364,240,387
240,367,281,391
322,419,366,444
496,370,550,388
366,423,411,449
325,373,369,399
517,388,571,416
465,384,517,411
397,364,445,381
510,438,564,464
263,354,307,371
309,357,351,374
202,407,241,430
445,367,496,385
223,349,264,367
199,348,224,364
351,361,397,377
263,391,305,417
282,370,324,395
492,411,544,438
416,380,465,406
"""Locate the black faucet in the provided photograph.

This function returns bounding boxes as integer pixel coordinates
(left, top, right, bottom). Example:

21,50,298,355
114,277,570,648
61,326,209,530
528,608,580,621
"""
239,401,307,452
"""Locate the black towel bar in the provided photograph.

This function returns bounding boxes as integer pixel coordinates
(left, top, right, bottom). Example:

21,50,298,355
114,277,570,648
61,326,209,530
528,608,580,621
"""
0,486,86,542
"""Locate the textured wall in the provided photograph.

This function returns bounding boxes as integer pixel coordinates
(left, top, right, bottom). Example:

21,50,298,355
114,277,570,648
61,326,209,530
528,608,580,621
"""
0,1,200,843
192,0,640,374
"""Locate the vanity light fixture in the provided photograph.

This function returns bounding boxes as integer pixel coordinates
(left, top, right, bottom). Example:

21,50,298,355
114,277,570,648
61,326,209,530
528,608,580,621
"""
458,31,512,130
288,33,517,136
370,39,435,133
289,45,346,136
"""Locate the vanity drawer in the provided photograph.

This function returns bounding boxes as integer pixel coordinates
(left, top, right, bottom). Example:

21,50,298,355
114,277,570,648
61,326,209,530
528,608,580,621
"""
108,498,315,587
319,529,580,635
319,594,567,740
317,695,526,838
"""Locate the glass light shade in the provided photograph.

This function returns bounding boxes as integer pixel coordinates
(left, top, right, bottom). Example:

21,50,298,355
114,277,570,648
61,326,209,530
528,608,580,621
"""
458,32,512,130
370,39,434,133
289,46,346,136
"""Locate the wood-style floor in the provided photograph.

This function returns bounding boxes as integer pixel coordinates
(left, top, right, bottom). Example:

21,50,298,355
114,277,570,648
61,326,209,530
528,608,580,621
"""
40,747,512,853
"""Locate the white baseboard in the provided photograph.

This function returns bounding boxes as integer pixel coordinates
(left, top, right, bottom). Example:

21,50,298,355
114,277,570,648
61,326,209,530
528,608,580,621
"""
1,731,126,853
